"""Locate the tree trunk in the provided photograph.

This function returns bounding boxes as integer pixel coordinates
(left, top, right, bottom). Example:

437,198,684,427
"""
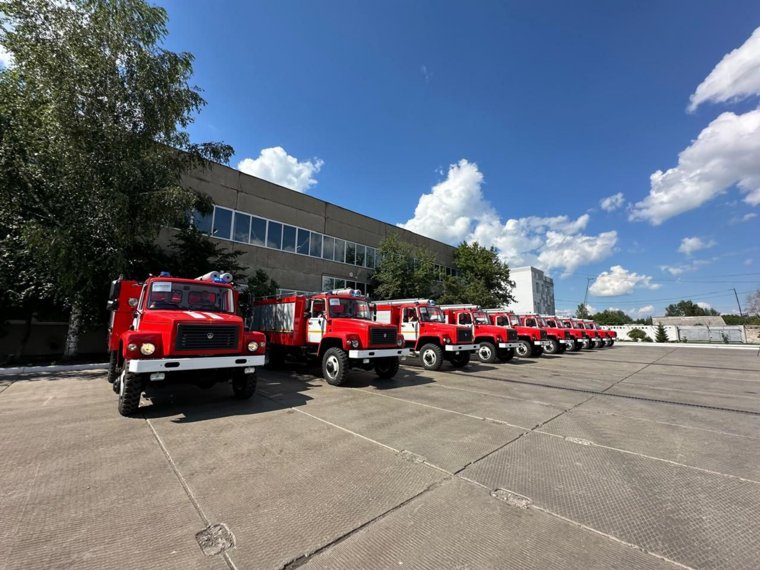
64,299,83,360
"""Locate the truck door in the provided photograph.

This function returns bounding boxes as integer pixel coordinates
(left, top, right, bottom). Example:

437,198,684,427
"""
401,307,419,342
307,298,326,344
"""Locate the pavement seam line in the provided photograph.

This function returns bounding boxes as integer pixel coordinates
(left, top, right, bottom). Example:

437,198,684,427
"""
590,410,760,441
144,418,238,570
281,477,450,569
433,380,567,409
534,430,760,485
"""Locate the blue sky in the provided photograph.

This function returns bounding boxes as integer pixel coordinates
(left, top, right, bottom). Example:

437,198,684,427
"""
161,0,760,315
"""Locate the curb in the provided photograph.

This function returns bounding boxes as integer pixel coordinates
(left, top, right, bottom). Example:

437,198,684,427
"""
616,342,760,351
0,362,109,377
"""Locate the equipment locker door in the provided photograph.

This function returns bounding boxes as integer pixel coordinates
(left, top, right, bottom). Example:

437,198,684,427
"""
401,307,419,342
307,298,326,344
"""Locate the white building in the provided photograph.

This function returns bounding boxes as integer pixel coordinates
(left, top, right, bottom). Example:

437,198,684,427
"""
509,266,555,314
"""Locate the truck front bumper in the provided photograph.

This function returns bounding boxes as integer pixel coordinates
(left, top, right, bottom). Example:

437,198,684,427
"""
348,348,411,359
128,355,266,374
534,340,553,348
498,342,522,349
444,344,479,352
561,338,575,346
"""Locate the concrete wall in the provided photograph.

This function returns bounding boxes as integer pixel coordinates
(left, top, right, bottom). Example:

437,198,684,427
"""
746,325,760,344
608,324,748,344
0,321,105,362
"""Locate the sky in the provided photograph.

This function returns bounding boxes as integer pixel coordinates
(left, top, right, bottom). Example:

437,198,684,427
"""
158,0,760,316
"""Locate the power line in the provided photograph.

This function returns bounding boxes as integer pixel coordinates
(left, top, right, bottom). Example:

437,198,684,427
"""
556,289,756,306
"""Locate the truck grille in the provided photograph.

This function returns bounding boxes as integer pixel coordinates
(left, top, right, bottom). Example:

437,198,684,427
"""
370,327,397,346
507,329,518,341
457,328,473,343
564,331,572,339
176,324,239,351
540,330,547,340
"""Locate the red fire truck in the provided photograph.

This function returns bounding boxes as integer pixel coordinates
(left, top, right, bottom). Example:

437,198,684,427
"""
518,314,574,355
438,304,521,363
482,309,550,357
558,317,591,351
373,299,478,370
106,272,267,416
252,289,408,386
585,320,616,347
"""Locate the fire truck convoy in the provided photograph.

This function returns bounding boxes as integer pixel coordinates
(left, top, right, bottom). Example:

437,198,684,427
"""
482,309,551,357
438,304,521,363
252,289,409,386
106,272,267,416
373,299,478,370
518,314,575,355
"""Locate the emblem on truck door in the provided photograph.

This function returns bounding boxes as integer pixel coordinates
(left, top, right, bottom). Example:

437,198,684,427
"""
207,332,215,339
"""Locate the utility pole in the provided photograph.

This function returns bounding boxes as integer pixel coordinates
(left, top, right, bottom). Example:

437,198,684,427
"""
732,288,744,317
582,276,594,309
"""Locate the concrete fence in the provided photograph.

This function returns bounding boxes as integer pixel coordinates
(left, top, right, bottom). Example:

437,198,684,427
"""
607,324,748,344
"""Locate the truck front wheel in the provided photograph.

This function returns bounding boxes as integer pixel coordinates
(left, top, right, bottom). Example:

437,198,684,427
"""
232,371,257,399
107,350,119,384
530,346,544,357
544,338,560,355
477,341,497,363
375,357,400,379
419,343,443,371
117,367,143,417
322,347,349,385
449,351,470,368
498,348,514,362
515,339,532,358
571,340,582,352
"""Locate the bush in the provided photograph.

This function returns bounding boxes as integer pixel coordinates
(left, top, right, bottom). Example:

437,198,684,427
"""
643,335,653,342
628,328,647,341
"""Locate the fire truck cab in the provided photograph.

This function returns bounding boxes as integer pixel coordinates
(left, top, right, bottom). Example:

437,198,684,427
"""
520,314,574,355
438,304,521,363
559,317,591,351
373,299,478,370
106,272,267,416
252,289,408,386
483,309,550,358
579,319,605,348
585,320,615,347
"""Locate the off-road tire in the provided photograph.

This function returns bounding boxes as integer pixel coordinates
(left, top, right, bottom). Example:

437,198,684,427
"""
419,343,444,371
557,343,568,354
530,346,544,357
117,368,143,416
375,357,400,379
322,347,349,386
608,340,615,347
107,350,119,384
448,351,470,368
477,341,498,363
571,340,583,352
497,348,515,362
515,339,532,358
232,371,257,399
544,338,560,355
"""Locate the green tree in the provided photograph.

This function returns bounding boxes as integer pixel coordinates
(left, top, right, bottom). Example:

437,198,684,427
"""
438,242,514,307
372,233,437,299
0,0,232,357
575,303,591,319
664,300,719,317
654,322,669,343
746,289,760,316
591,309,632,326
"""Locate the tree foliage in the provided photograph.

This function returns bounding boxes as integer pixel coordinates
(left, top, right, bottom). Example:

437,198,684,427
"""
438,242,514,307
664,300,720,317
655,322,669,343
0,0,232,355
591,309,632,326
575,303,591,319
371,234,438,300
747,290,760,316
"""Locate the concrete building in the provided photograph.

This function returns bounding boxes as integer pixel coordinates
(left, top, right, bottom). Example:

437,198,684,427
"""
509,266,555,314
181,162,456,295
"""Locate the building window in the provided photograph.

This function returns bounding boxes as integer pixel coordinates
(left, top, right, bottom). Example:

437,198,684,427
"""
310,232,323,257
251,216,267,246
345,242,356,265
192,209,212,234
297,228,310,255
212,207,232,240
322,237,335,261
355,244,365,267
366,247,375,269
334,239,346,263
282,224,296,253
267,221,283,249
233,212,251,243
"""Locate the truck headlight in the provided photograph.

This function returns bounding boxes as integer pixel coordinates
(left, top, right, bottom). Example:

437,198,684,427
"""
442,335,451,344
140,342,156,356
247,341,259,352
127,343,137,352
397,336,404,347
349,339,360,349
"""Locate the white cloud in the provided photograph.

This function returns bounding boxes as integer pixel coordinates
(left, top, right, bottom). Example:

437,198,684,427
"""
400,160,617,276
696,301,712,310
237,146,323,193
678,236,716,255
688,27,760,112
0,44,13,68
599,192,625,212
743,212,757,222
659,259,712,276
589,265,661,296
634,305,655,315
630,109,760,224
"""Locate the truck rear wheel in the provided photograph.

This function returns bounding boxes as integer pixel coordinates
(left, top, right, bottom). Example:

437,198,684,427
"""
530,346,544,357
497,348,514,362
571,340,582,352
107,350,119,383
515,339,532,358
557,343,567,354
449,351,470,368
375,357,400,379
322,347,349,385
544,338,560,354
232,371,257,399
477,341,497,363
117,368,143,417
419,343,443,371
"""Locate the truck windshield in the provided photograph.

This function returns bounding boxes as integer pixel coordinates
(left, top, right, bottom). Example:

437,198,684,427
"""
328,298,371,319
147,281,233,313
419,306,446,323
473,311,490,325
509,315,521,327
562,320,573,328
458,313,473,325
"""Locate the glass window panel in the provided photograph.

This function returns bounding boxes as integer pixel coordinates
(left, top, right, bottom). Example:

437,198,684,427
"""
366,247,375,269
267,221,283,249
356,282,366,294
334,279,345,289
297,228,310,255
250,216,267,246
192,209,213,234
346,281,355,289
322,276,334,291
233,212,251,242
345,242,356,265
355,244,365,266
212,207,232,240
310,232,322,257
322,237,335,260
334,239,346,263
282,225,296,252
